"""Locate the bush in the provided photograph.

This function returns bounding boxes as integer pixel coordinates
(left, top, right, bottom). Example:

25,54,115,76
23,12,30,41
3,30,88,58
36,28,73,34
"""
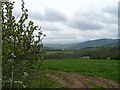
2,1,45,88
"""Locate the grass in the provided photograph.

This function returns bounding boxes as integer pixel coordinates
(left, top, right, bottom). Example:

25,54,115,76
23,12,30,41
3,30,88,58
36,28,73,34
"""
28,59,119,88
27,70,62,88
41,59,119,82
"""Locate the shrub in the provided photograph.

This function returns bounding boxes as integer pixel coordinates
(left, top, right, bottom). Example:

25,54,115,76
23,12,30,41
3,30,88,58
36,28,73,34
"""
2,0,45,88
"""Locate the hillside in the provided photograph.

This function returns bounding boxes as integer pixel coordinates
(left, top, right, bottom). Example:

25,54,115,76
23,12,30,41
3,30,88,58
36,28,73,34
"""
71,39,119,49
43,38,120,50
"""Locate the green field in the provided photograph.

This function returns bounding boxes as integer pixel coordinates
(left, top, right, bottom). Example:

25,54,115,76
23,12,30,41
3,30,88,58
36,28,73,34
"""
41,59,118,81
29,59,119,88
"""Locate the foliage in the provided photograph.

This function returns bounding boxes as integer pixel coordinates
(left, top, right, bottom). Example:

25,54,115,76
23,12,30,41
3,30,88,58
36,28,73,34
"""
2,1,45,88
46,46,120,60
46,51,73,59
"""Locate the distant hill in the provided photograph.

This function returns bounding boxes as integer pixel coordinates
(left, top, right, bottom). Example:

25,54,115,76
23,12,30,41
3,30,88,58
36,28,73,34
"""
70,39,120,49
43,38,120,50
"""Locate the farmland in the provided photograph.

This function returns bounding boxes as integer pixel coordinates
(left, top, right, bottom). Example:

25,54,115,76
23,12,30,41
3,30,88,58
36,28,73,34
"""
41,59,118,81
28,59,119,88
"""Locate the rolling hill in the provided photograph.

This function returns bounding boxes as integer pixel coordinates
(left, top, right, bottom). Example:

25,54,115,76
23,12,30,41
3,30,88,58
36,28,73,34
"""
43,38,120,50
70,38,120,49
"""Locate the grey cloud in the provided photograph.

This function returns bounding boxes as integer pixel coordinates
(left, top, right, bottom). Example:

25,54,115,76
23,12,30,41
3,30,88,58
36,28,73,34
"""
68,18,103,30
43,37,77,44
44,8,67,22
43,30,77,44
101,16,117,24
43,26,60,31
46,36,75,39
103,5,118,17
29,12,44,20
72,7,117,29
102,6,118,24
13,10,44,21
29,8,67,22
38,21,64,32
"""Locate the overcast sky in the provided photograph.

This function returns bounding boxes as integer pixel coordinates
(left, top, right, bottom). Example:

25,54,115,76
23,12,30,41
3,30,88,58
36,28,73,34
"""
12,0,118,44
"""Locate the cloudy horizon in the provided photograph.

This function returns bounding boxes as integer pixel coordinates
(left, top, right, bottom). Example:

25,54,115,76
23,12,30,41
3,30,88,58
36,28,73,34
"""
12,0,118,44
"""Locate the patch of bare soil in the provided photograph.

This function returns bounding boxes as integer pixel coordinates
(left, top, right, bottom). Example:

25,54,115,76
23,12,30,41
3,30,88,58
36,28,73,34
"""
46,71,119,88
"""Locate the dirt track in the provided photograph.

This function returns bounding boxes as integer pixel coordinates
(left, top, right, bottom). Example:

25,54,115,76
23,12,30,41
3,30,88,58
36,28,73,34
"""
46,71,119,88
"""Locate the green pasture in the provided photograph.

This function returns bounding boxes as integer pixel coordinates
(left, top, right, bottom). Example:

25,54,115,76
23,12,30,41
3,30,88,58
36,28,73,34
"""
41,59,119,81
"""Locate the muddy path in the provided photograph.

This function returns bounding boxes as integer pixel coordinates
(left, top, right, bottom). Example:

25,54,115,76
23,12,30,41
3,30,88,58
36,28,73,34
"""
46,71,119,88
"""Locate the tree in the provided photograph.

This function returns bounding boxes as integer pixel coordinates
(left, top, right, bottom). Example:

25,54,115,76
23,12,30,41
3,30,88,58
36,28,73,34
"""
2,0,45,88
